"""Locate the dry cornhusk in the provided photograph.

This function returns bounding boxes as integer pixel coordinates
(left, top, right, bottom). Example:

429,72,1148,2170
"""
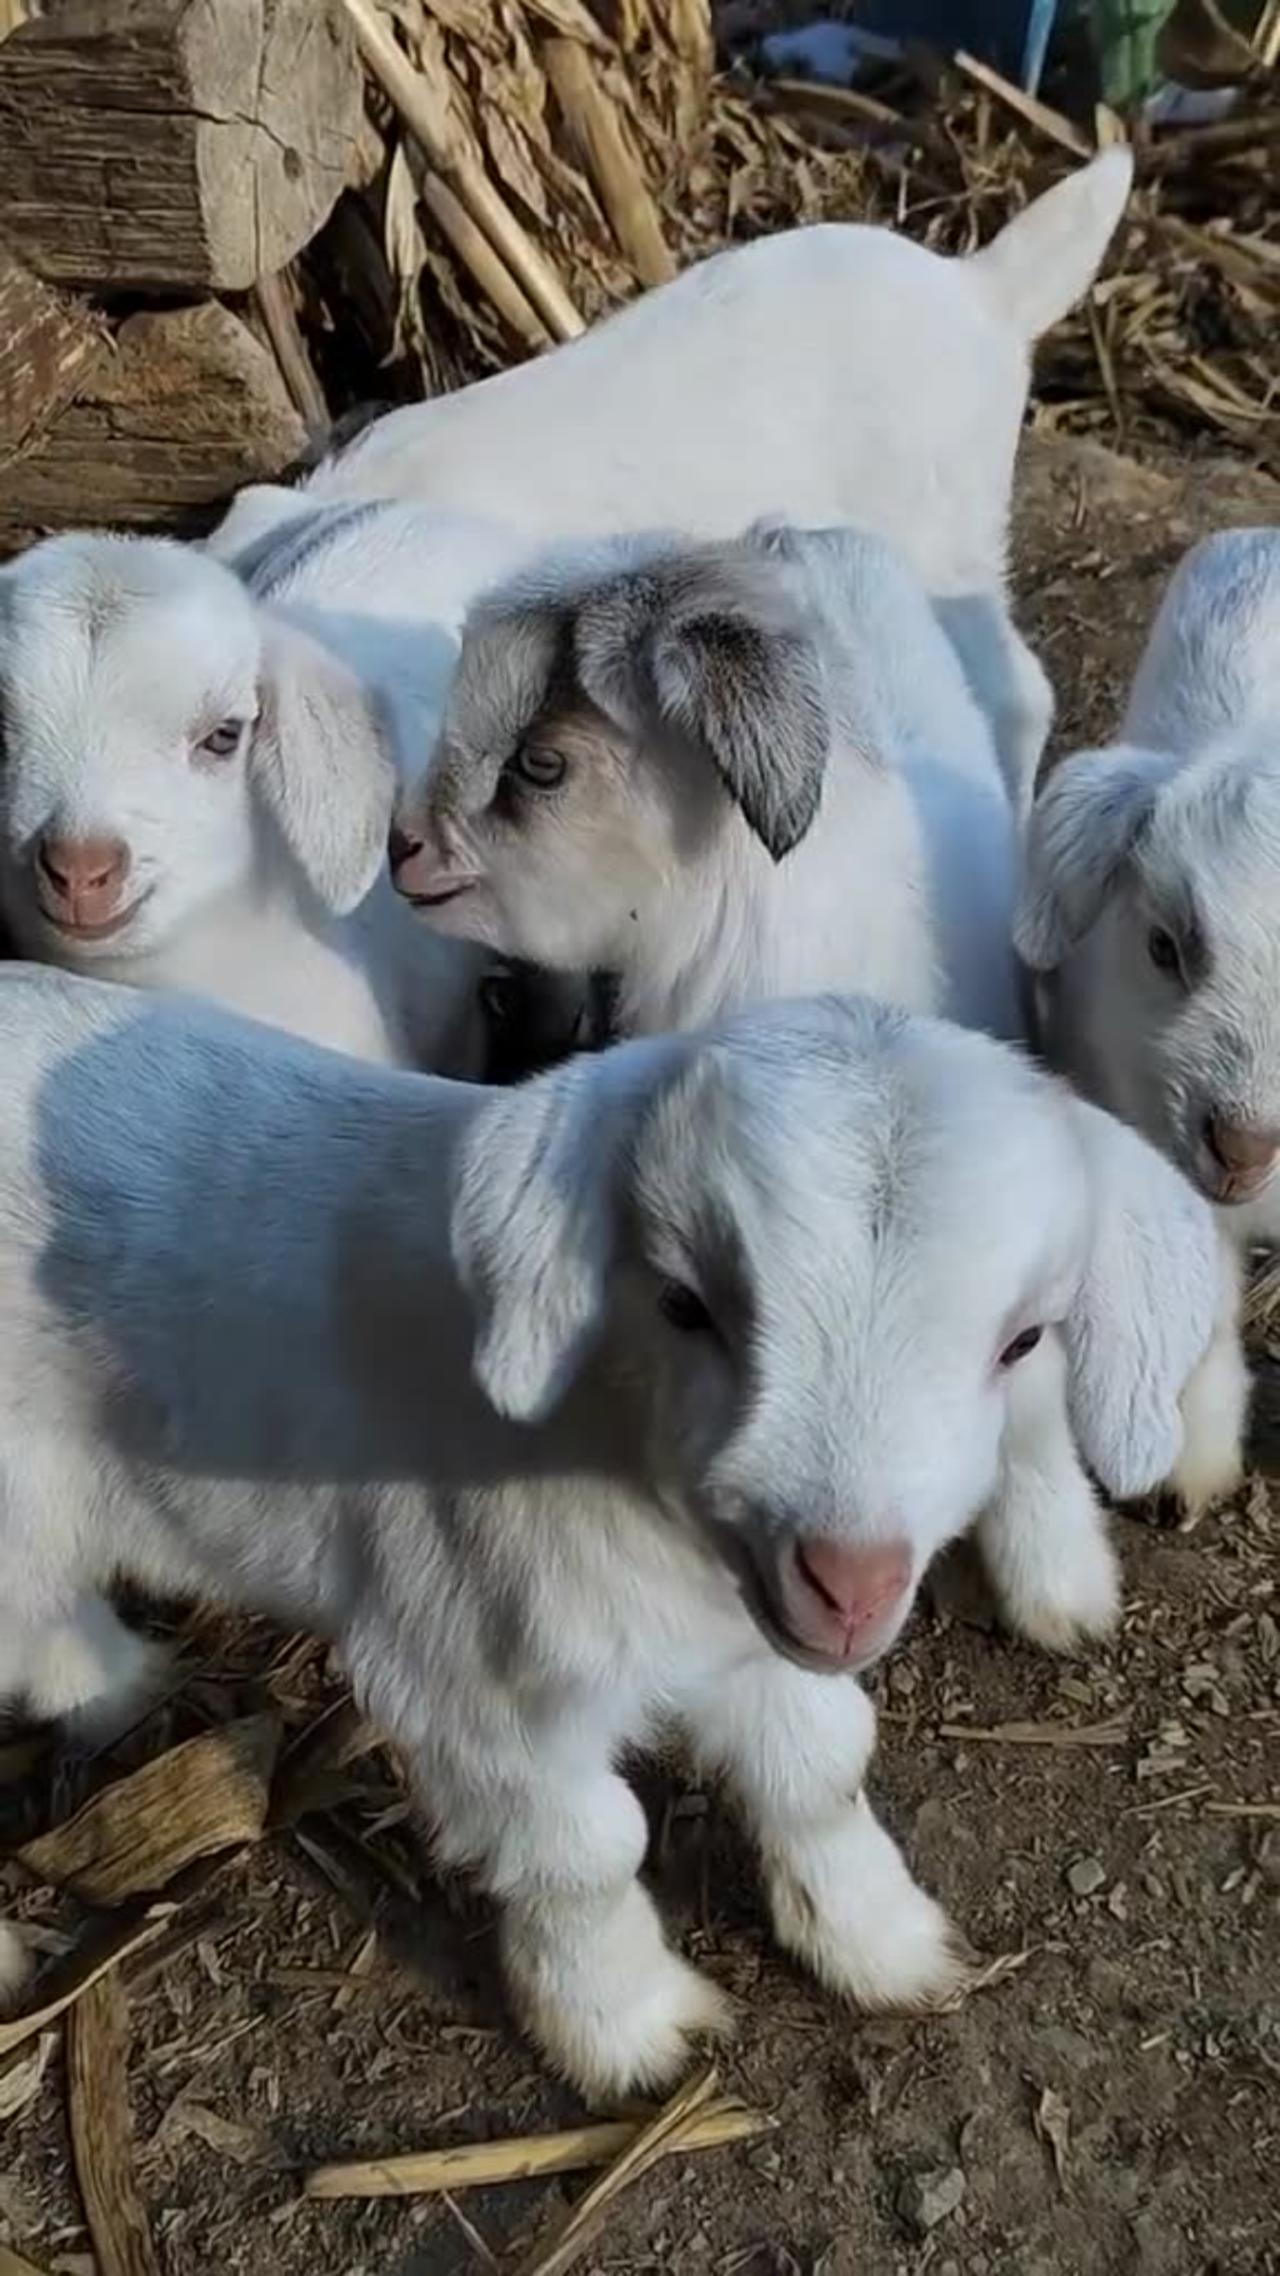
312,0,1278,475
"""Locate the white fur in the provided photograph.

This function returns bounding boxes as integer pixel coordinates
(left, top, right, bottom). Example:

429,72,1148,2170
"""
398,518,1246,1633
0,971,1223,2085
1017,526,1280,1299
211,152,1132,807
398,523,1021,1042
0,506,525,1069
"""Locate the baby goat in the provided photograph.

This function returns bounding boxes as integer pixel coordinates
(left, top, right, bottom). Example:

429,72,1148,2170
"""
1017,527,1280,1247
0,970,1229,2091
214,150,1133,811
0,504,521,1067
388,520,1248,1600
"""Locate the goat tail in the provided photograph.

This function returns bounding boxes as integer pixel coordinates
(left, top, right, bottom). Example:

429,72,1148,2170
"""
965,146,1133,343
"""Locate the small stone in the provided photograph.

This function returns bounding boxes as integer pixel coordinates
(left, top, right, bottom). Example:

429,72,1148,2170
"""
1067,1855,1107,1898
1258,1829,1280,1888
898,2165,966,2235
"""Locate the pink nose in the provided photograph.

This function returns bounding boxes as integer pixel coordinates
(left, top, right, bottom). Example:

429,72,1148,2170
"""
1202,1111,1280,1199
785,1536,913,1663
38,834,129,898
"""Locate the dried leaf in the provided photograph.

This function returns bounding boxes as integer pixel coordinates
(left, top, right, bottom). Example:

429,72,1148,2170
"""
383,136,434,372
18,1714,280,1906
0,2031,55,2121
1034,2085,1072,2188
160,2101,278,2169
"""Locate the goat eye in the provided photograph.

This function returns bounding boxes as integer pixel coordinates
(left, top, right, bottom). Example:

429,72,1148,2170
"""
658,1279,715,1334
999,1325,1043,1369
196,718,244,761
1147,925,1182,978
511,744,567,790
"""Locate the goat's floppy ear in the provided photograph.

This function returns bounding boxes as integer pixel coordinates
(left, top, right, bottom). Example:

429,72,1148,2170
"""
1060,1097,1220,1499
576,552,830,862
1014,743,1175,970
452,1045,665,1422
252,618,398,915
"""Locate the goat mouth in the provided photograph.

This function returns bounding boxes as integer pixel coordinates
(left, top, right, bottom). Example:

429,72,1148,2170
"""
400,880,479,909
37,888,154,943
716,1528,875,1677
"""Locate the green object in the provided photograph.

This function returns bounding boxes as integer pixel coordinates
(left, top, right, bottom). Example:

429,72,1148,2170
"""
1090,0,1178,105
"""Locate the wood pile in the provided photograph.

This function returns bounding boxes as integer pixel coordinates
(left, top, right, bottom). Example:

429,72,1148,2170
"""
0,0,1276,562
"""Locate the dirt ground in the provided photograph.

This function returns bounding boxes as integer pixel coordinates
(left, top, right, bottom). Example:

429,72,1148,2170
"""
3,430,1280,2276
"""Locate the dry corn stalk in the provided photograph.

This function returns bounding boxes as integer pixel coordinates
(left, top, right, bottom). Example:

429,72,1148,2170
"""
306,2093,771,2198
344,0,585,339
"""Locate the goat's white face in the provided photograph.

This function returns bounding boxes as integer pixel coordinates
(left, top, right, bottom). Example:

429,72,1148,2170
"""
390,537,832,971
0,532,398,972
0,537,265,962
457,996,1215,1675
1018,736,1280,1210
400,692,686,970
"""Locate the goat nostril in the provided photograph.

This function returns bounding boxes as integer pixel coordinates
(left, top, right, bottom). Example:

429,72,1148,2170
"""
37,835,129,900
792,1536,911,1630
37,841,69,891
387,821,424,873
1204,1111,1280,1180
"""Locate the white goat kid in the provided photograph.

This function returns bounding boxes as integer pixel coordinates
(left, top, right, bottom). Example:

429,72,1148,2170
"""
212,151,1133,812
390,522,1020,1038
387,520,1247,1612
0,505,520,1067
1015,527,1280,1246
0,971,1227,2087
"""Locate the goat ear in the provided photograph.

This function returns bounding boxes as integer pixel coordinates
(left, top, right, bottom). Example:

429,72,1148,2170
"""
577,553,830,862
451,1049,654,1422
1059,1097,1221,1499
252,618,398,915
1014,743,1174,970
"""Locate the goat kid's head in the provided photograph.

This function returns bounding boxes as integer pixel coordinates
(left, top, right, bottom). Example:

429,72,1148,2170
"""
453,995,1223,1674
0,534,395,963
1016,733,1280,1210
389,537,831,971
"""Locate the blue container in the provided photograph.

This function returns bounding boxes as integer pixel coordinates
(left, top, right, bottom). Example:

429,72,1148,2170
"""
847,0,1062,92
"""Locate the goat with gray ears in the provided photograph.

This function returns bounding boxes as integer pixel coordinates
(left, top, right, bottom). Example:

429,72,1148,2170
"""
0,502,524,1068
387,518,1248,1602
1016,527,1280,1246
0,971,1232,2089
214,150,1133,813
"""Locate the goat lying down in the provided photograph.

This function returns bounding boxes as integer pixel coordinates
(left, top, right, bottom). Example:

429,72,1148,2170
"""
0,970,1242,2088
1016,526,1280,1245
0,503,524,1069
389,519,1250,1616
213,150,1133,813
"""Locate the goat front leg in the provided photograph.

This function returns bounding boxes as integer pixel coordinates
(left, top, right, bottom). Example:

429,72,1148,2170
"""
978,1327,1120,1653
685,1653,969,2010
1168,1229,1249,1519
417,1708,728,2100
0,1590,164,1743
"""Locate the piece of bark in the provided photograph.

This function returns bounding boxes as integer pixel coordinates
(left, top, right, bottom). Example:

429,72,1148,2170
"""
0,239,104,456
0,0,363,292
0,300,307,550
67,1973,160,2276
